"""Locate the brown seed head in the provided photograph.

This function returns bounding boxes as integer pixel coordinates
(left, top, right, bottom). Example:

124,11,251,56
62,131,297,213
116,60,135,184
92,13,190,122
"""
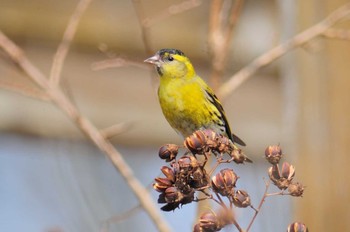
268,163,295,190
232,190,251,208
288,182,304,197
265,145,283,164
159,144,179,162
193,223,202,232
178,155,199,170
281,162,295,180
164,186,183,203
190,167,209,188
161,166,175,182
184,130,207,154
287,222,309,232
211,168,238,196
153,177,173,192
201,129,219,149
216,135,232,153
199,212,220,232
230,148,252,164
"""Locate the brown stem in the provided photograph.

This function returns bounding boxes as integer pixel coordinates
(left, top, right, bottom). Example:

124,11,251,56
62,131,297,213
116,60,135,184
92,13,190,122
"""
0,30,171,232
246,180,271,232
218,2,350,100
208,0,245,90
50,0,92,86
132,0,153,55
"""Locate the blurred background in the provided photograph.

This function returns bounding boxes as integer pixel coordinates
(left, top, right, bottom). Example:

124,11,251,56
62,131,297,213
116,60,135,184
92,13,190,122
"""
0,0,349,231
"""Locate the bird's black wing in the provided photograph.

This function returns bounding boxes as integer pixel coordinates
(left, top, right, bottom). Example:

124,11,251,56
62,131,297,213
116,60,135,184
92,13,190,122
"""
205,89,246,146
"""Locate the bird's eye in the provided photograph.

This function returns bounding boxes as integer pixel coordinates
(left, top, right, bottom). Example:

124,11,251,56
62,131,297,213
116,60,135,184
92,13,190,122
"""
168,56,174,61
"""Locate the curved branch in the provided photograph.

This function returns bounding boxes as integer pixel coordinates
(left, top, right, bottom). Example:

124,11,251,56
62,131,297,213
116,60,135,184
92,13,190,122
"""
50,0,92,86
0,30,171,232
218,3,350,100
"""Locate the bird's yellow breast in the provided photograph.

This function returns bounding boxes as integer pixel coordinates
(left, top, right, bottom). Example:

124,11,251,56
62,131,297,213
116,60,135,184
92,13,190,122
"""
158,75,213,137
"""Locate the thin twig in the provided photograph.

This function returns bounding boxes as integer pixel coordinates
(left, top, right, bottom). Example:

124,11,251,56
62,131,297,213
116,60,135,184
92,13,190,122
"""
218,2,350,100
107,205,142,224
266,191,290,197
0,79,50,101
144,0,202,28
132,0,153,55
208,0,245,90
0,30,171,232
91,57,151,71
322,28,350,40
100,122,132,139
50,0,92,86
246,179,271,232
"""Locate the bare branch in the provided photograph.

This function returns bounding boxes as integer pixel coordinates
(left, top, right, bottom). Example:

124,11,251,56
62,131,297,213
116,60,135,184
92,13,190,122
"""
132,0,153,55
246,180,271,232
100,122,132,139
91,57,151,71
132,0,202,55
0,79,50,101
144,0,202,28
49,0,92,86
322,28,350,40
208,0,245,90
0,30,171,232
218,2,350,100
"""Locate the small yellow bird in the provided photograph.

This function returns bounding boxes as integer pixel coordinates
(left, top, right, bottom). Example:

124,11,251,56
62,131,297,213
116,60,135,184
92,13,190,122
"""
144,48,245,147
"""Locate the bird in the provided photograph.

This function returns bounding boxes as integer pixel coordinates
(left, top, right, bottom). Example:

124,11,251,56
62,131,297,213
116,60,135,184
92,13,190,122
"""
144,48,246,147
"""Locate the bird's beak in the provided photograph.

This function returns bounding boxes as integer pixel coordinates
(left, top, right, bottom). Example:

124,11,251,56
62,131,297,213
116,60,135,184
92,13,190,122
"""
144,54,161,65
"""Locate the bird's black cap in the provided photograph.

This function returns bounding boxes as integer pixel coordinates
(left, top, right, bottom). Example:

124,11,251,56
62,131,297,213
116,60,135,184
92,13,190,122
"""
157,48,185,57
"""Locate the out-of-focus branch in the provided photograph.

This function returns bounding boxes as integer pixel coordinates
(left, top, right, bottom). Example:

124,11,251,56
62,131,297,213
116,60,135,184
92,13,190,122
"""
91,57,151,71
132,0,153,55
0,79,50,101
50,0,92,86
208,0,245,90
218,2,350,101
322,28,350,40
144,0,202,28
100,122,132,139
132,0,202,56
0,31,171,232
100,205,143,232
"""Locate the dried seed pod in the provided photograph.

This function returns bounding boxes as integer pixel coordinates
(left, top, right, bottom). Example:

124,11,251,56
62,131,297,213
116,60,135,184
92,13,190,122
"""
211,168,238,196
230,148,253,164
193,223,201,232
153,177,173,192
181,188,195,205
159,144,179,162
161,166,175,182
268,165,281,184
281,162,295,181
201,129,219,149
268,163,295,190
216,135,231,153
178,155,198,170
164,186,183,203
190,166,209,188
287,222,309,232
288,182,304,197
265,145,283,164
199,212,220,232
184,130,207,154
232,190,251,208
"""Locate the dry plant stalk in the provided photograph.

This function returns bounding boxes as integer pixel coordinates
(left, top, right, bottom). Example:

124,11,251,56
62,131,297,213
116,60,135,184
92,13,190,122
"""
0,0,170,231
218,2,350,100
153,129,307,232
208,0,244,90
